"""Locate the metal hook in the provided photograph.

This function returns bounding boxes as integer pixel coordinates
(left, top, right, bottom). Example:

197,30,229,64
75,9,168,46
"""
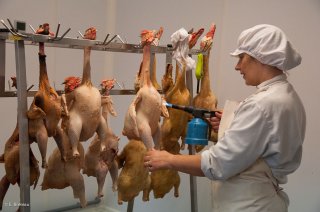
51,23,61,40
116,35,125,44
53,28,71,41
0,19,28,38
49,23,71,41
115,79,124,89
7,19,29,37
104,34,117,46
27,84,34,91
29,24,36,33
78,31,84,38
6,19,15,30
102,34,110,45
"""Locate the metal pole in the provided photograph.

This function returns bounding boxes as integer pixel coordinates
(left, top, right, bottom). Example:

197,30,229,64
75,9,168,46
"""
150,52,155,82
188,145,198,212
186,65,198,212
14,39,30,212
0,39,5,94
127,200,134,212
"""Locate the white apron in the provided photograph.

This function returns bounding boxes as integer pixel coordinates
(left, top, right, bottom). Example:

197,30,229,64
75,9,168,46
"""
211,158,289,212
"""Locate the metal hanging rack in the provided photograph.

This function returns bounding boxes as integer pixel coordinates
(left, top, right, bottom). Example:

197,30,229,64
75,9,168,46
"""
0,23,204,97
0,18,208,212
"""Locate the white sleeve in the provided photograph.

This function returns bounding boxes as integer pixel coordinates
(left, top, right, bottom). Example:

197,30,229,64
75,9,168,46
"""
201,100,272,180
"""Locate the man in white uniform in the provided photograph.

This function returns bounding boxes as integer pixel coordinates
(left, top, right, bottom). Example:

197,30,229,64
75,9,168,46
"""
144,24,306,212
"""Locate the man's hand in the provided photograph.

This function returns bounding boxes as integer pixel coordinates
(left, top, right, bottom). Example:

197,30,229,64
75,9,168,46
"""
144,148,173,172
209,111,222,133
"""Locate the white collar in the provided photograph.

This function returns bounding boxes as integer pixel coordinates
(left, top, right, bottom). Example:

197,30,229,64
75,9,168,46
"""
239,74,288,106
257,74,287,90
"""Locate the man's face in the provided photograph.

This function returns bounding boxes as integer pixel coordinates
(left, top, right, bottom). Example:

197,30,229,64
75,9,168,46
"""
235,53,262,86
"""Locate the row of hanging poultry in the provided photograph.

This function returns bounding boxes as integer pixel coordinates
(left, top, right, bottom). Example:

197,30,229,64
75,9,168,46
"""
0,22,218,209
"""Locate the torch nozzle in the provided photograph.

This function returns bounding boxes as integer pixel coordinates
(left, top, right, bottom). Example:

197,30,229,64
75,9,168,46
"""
165,102,216,118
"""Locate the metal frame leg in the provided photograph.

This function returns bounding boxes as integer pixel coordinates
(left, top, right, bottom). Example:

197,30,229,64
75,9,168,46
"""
0,39,5,94
186,67,198,212
14,39,30,212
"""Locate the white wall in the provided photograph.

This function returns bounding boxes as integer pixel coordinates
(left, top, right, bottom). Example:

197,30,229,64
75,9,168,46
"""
0,0,319,211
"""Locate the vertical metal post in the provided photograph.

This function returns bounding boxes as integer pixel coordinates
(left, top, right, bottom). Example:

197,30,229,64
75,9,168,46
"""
127,200,134,212
150,52,155,81
14,39,30,212
186,66,198,212
165,47,172,65
0,39,5,94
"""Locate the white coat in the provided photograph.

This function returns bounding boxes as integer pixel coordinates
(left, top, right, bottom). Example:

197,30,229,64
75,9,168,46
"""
201,74,306,211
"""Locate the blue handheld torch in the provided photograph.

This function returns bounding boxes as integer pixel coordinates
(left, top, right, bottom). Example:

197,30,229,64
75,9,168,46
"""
165,102,216,145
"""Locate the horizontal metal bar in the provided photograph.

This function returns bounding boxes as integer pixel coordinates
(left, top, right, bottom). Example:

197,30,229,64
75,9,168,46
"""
0,90,37,97
0,32,206,55
43,198,101,212
0,89,164,97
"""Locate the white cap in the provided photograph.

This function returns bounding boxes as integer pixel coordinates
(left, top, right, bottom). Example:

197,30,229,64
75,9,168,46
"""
230,24,302,71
